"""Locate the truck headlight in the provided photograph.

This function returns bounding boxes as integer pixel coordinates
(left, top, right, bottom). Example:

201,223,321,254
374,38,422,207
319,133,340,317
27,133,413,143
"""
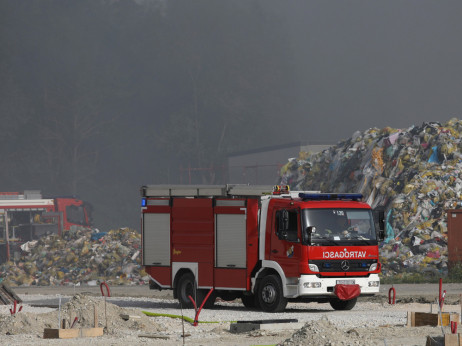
369,263,378,271
309,264,319,272
304,282,321,288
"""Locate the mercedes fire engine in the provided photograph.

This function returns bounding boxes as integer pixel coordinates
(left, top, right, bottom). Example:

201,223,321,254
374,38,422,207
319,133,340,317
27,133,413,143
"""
0,190,92,263
141,185,384,312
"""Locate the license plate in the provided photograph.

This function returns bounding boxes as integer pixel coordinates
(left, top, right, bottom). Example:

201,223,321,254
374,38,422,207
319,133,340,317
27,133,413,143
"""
336,280,355,285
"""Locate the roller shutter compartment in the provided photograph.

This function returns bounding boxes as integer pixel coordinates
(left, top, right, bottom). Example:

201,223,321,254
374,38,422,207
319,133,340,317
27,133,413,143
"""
143,213,170,266
216,214,246,268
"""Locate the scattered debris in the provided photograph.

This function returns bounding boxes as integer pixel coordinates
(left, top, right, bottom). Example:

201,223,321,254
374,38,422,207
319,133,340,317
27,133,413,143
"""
43,326,104,339
0,228,147,287
138,333,172,339
278,317,373,345
120,314,141,321
231,319,304,333
407,311,459,327
0,294,165,337
0,283,22,305
426,334,462,346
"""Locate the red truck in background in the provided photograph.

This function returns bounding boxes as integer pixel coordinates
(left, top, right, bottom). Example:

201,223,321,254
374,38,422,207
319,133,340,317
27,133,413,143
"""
0,190,92,263
141,185,384,312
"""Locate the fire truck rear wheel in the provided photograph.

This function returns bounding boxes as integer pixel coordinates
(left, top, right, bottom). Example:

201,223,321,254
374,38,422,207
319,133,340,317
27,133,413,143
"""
329,297,357,310
176,272,196,308
257,274,288,312
176,272,216,309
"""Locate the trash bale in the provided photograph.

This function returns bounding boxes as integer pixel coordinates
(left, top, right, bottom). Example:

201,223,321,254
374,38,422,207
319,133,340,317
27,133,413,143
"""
0,228,148,287
279,118,462,277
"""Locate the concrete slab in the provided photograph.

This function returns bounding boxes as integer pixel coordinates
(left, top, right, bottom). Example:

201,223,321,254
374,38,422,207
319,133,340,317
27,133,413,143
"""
230,321,305,333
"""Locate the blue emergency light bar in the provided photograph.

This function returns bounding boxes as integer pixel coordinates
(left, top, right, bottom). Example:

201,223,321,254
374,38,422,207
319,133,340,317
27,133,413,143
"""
298,193,363,201
142,198,147,207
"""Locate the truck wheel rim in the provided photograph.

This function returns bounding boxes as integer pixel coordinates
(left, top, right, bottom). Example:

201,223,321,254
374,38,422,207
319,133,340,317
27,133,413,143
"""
262,284,276,304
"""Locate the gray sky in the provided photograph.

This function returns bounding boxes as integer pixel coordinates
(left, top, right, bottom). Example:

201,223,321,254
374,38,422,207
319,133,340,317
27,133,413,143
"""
286,1,462,143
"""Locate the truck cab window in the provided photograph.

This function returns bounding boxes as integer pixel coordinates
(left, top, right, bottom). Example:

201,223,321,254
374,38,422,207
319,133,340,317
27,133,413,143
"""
66,205,86,225
276,209,299,242
304,208,376,244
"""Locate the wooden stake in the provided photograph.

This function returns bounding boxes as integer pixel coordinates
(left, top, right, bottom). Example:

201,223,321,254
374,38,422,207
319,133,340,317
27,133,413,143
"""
94,305,98,328
104,296,107,332
460,294,462,323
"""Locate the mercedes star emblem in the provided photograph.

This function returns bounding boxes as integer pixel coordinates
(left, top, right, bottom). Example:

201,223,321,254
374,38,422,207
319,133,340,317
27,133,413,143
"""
341,260,350,271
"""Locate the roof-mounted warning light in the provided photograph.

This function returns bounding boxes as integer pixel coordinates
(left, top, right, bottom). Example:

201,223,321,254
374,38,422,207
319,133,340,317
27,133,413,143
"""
298,193,363,201
273,185,290,195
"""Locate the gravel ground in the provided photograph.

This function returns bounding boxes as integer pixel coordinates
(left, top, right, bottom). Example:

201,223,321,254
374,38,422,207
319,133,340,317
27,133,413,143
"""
0,284,461,345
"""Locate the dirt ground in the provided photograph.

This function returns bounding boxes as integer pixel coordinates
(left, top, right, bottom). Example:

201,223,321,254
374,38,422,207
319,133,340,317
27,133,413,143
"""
1,283,461,345
12,282,462,302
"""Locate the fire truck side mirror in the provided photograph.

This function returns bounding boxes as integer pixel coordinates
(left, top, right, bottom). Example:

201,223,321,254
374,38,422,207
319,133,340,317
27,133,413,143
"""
304,226,315,244
377,210,385,230
278,210,289,231
378,230,385,241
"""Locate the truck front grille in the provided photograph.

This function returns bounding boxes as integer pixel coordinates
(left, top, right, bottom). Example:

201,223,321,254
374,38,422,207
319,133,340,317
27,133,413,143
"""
310,259,377,272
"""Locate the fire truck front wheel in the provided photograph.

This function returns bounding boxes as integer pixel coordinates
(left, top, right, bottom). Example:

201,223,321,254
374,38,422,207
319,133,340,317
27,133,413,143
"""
257,275,288,313
329,297,357,310
241,294,257,309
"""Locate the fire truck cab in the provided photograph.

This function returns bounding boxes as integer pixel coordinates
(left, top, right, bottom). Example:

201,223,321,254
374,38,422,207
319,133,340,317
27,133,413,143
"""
141,185,384,312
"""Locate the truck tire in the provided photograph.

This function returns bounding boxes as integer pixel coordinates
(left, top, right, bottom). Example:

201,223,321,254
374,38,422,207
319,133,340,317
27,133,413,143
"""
329,297,357,310
257,275,288,312
241,294,257,309
176,273,216,309
176,272,196,308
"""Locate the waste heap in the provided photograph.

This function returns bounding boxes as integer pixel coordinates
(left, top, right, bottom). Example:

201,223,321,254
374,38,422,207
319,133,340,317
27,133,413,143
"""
280,119,462,277
0,228,146,286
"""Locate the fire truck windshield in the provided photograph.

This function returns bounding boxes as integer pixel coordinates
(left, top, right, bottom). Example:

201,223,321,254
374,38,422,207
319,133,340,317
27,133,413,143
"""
303,208,377,245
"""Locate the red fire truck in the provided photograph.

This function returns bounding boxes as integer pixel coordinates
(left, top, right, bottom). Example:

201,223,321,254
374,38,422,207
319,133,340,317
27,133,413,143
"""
141,185,384,312
0,190,92,263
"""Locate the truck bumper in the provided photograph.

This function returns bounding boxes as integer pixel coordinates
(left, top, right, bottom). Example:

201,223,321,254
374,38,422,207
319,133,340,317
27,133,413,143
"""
290,274,380,298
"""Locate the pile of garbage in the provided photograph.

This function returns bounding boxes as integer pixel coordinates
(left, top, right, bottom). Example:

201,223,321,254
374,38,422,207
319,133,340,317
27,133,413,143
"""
0,228,147,286
280,119,462,277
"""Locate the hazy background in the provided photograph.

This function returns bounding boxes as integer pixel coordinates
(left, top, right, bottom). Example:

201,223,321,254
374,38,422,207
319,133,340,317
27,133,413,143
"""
1,0,461,231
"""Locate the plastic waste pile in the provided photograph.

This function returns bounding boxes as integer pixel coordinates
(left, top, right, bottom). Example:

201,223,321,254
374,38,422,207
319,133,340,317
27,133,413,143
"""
280,119,462,277
0,228,146,286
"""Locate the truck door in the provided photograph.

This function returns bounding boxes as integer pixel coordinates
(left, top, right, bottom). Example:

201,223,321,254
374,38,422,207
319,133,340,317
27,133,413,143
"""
270,208,301,277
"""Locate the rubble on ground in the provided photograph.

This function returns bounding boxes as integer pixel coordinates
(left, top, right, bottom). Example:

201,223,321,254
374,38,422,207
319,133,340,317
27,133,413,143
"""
0,294,164,336
0,228,147,287
279,317,372,346
280,118,462,277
